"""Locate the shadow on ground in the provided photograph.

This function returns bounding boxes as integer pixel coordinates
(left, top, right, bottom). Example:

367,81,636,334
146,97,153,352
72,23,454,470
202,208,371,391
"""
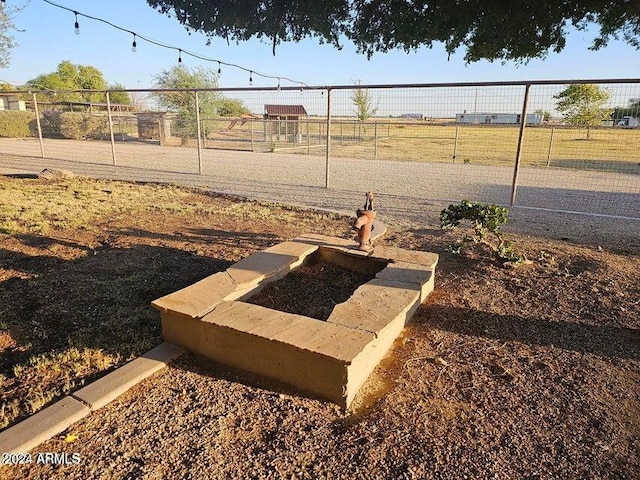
0,228,267,372
415,304,640,360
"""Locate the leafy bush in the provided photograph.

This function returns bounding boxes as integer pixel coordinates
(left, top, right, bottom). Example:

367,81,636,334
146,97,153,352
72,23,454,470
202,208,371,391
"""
38,111,108,140
440,199,526,266
59,112,108,140
40,110,62,137
0,111,36,137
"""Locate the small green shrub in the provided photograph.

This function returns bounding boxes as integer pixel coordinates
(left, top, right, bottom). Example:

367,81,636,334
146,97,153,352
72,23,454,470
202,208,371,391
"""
59,112,108,140
440,199,526,266
0,111,35,137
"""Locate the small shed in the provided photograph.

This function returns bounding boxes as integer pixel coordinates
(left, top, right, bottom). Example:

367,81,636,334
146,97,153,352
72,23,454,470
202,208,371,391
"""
264,104,308,141
135,112,172,144
0,93,26,111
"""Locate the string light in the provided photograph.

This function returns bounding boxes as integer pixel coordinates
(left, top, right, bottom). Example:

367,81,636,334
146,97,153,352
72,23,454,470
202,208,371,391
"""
41,0,310,88
131,33,137,52
217,61,221,75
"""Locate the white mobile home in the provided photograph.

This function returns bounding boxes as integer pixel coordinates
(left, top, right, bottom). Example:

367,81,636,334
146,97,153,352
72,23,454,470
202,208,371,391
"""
399,113,424,120
456,112,543,125
617,116,639,128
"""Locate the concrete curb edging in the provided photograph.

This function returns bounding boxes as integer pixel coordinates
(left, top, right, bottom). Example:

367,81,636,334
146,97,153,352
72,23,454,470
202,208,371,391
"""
73,343,185,411
0,397,89,458
0,342,185,455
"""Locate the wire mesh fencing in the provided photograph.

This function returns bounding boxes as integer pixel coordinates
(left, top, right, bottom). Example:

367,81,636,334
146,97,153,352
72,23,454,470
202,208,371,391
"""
0,79,638,218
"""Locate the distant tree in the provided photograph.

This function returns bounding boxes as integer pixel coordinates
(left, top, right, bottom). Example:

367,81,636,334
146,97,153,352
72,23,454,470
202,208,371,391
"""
535,109,552,122
612,98,640,122
107,83,132,106
351,81,378,139
27,61,110,104
146,0,640,63
152,65,249,136
554,84,612,139
0,4,18,68
216,98,249,117
351,81,378,121
152,65,220,137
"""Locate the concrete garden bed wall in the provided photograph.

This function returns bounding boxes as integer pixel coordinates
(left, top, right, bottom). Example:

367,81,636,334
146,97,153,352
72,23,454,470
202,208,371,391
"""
151,234,438,408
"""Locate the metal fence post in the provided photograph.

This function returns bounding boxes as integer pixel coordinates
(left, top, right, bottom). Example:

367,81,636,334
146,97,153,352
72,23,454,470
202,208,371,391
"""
251,120,254,151
453,123,459,163
374,122,378,159
510,84,531,206
194,91,203,174
546,126,555,167
105,92,117,166
32,93,45,158
325,88,332,188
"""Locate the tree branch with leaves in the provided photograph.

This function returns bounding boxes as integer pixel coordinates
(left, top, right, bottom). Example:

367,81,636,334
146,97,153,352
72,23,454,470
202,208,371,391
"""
0,3,19,69
146,0,640,63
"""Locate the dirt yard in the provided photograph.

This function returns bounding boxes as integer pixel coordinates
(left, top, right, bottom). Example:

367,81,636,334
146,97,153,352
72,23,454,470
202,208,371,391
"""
1,176,638,479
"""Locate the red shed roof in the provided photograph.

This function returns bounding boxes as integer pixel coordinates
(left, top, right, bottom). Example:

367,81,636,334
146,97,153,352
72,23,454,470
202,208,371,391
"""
264,104,307,116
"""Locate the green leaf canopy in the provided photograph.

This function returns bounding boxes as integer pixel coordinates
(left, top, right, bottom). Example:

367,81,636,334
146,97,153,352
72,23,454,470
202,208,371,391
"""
146,0,640,62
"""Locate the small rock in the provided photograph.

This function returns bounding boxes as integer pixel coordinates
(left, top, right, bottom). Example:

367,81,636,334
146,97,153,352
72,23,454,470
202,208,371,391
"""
435,356,449,367
38,168,74,180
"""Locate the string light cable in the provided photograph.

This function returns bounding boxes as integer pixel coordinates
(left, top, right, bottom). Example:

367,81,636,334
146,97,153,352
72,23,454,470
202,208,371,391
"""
39,0,311,88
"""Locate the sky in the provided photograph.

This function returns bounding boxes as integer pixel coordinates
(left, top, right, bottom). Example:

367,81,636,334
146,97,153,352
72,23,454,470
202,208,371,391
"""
1,0,639,116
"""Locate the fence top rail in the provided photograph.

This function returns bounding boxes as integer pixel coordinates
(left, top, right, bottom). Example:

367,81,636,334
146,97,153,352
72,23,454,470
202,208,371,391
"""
11,78,640,96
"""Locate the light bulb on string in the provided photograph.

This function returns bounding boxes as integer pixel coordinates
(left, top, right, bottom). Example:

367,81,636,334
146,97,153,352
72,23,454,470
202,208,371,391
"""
37,1,311,91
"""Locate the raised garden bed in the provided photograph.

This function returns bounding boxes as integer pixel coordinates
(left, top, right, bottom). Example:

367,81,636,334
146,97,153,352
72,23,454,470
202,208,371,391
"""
151,234,438,408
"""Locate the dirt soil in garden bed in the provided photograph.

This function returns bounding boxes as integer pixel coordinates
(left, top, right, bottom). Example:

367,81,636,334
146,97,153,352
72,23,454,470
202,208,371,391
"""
1,176,638,479
245,259,377,321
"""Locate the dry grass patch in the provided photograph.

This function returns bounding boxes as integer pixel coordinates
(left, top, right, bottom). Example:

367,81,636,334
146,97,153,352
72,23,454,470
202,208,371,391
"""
0,176,353,429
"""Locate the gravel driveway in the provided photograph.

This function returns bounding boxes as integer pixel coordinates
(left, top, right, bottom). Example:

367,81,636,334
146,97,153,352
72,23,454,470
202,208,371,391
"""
1,137,638,249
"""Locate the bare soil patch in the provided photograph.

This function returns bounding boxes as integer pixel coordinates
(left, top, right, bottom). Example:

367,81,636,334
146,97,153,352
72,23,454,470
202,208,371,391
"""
246,259,376,321
1,176,638,479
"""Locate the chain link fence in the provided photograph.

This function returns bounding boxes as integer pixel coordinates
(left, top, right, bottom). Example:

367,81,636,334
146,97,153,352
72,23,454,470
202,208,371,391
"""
1,79,638,218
